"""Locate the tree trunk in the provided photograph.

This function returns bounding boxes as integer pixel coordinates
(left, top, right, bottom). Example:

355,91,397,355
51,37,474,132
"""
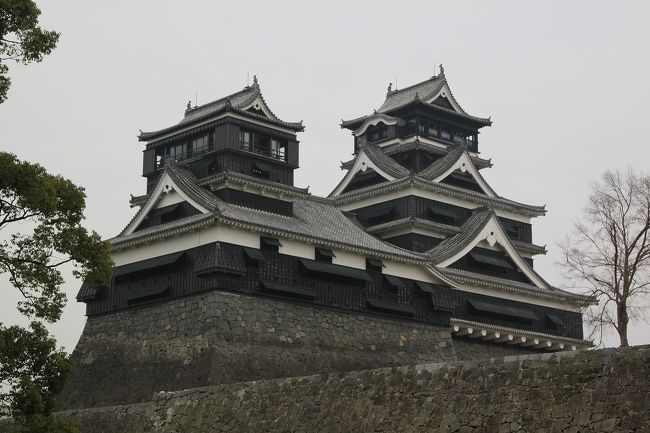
617,302,629,347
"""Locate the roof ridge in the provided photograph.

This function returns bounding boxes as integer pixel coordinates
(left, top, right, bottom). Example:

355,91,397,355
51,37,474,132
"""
184,86,256,117
361,144,411,178
417,143,466,180
334,176,545,216
427,207,495,262
387,75,443,96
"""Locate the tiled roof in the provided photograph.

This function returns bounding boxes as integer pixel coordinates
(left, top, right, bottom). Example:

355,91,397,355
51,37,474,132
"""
511,240,547,256
426,207,571,300
215,198,427,262
340,139,492,171
428,207,494,264
165,163,220,210
341,73,491,128
416,144,497,196
365,217,460,237
382,138,492,170
76,281,99,301
117,162,218,237
334,176,546,217
377,75,446,113
112,164,430,263
350,113,406,136
417,144,466,180
439,268,592,305
366,216,545,257
361,145,411,178
139,81,303,141
197,171,310,197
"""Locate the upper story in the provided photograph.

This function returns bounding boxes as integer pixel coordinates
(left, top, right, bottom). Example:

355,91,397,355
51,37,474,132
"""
341,66,491,155
139,76,304,193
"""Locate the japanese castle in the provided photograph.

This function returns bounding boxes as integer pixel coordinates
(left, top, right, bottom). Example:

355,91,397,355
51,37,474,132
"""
77,68,592,358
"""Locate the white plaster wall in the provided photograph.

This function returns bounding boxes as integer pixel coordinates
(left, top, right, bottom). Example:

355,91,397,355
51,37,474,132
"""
155,191,187,209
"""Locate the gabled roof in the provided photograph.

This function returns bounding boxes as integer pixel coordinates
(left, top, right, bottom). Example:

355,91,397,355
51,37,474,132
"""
417,144,497,197
334,175,546,217
427,207,556,294
119,162,217,236
334,143,496,198
365,216,546,257
139,78,304,141
112,160,433,265
197,171,310,198
329,144,410,197
340,138,492,171
341,68,491,129
350,113,406,137
427,207,495,264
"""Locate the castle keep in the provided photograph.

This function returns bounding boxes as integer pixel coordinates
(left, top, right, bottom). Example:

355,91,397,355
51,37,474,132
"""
61,69,592,410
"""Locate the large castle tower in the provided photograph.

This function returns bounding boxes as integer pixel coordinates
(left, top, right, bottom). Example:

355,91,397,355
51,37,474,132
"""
62,72,591,410
331,67,588,351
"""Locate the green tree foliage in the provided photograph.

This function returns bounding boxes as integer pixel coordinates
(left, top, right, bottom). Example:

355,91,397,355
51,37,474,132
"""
0,0,60,103
0,152,113,431
0,323,76,433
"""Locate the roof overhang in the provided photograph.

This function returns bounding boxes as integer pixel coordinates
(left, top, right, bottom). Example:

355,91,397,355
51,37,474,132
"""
451,318,593,351
351,114,406,137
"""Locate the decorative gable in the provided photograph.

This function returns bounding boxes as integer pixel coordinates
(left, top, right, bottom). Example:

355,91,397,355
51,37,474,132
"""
433,213,547,289
424,82,465,115
121,169,212,236
429,151,497,197
330,147,408,197
242,96,274,120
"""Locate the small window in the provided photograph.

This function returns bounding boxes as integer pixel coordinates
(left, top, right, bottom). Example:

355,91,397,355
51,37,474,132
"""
166,142,187,161
366,258,385,272
315,247,335,263
260,236,282,252
368,126,388,142
254,135,270,156
270,138,286,161
240,130,252,151
428,125,438,137
192,134,209,154
441,129,451,141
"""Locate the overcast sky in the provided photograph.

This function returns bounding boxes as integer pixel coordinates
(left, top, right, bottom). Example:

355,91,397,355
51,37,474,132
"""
1,0,649,351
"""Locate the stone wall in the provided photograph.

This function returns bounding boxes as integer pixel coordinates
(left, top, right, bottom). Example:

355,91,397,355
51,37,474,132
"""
452,337,544,359
58,290,455,409
3,345,646,433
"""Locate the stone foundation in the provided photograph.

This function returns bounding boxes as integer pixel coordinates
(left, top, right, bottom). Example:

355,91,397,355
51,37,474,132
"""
58,290,455,409
3,345,647,432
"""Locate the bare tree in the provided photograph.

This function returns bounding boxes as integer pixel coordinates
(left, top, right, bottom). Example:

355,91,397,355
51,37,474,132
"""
560,169,650,347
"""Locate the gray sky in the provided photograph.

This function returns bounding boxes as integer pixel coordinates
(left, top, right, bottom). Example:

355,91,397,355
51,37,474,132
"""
1,0,649,351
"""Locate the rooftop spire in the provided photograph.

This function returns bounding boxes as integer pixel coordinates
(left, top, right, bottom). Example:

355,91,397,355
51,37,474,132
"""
439,64,445,77
387,82,392,94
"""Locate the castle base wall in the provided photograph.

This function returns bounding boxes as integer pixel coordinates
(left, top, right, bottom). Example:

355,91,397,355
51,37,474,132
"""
58,290,455,410
4,346,647,433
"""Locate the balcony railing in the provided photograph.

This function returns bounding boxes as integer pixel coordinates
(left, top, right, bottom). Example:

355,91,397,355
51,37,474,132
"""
240,142,286,162
155,144,213,168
